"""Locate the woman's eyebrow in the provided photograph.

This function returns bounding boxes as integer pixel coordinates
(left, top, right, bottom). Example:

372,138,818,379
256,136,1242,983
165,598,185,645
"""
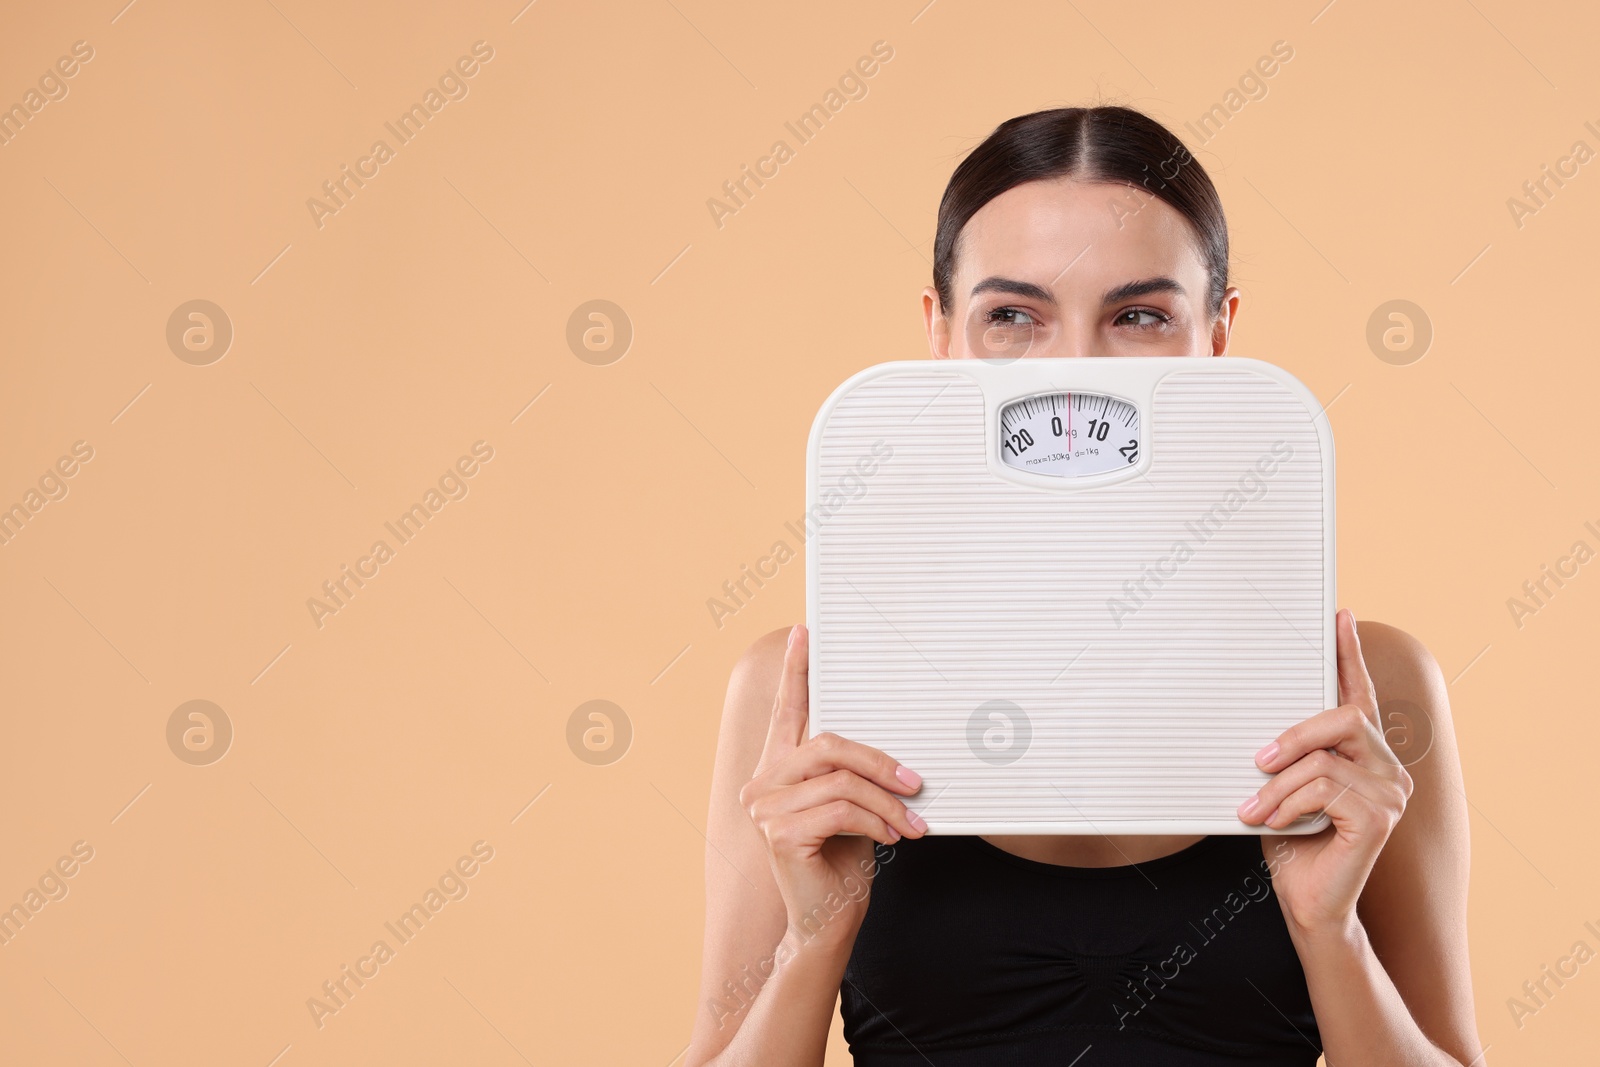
1101,276,1185,303
970,276,1056,304
969,275,1186,305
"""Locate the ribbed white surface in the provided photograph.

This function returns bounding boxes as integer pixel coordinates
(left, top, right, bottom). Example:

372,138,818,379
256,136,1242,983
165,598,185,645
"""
809,363,1334,834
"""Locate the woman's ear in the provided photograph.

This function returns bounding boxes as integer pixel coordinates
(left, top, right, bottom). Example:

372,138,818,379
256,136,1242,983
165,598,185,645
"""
922,286,952,359
1210,286,1242,356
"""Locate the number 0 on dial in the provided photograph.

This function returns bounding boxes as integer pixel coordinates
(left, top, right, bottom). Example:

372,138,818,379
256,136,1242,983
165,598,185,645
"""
998,391,1141,477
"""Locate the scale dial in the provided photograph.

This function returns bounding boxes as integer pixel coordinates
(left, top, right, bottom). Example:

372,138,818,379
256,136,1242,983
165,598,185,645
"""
998,390,1141,477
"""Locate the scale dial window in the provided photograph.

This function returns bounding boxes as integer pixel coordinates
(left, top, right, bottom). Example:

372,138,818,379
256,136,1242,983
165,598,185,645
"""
998,390,1140,477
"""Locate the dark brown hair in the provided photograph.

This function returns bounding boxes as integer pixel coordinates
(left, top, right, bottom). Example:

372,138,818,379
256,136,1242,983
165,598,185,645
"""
932,105,1229,318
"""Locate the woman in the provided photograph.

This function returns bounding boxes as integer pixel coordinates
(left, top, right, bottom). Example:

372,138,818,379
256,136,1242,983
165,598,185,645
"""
687,106,1484,1065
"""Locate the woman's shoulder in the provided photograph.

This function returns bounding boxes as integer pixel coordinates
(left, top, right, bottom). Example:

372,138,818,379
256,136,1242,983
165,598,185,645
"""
1351,618,1445,688
724,626,793,716
735,625,795,677
1347,618,1452,762
714,626,795,772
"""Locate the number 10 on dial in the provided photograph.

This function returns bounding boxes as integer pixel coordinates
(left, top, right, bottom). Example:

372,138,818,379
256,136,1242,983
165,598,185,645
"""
998,391,1141,478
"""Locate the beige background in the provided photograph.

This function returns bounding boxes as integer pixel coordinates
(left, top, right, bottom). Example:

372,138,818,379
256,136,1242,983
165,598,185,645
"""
0,0,1595,1063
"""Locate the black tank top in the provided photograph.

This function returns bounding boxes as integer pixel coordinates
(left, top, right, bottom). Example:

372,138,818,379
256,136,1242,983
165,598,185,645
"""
840,833,1322,1065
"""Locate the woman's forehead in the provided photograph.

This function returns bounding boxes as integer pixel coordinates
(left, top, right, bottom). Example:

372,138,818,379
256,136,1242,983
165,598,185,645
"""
953,178,1207,298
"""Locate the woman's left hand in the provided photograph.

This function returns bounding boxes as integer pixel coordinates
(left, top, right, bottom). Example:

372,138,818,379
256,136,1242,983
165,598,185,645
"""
1237,607,1414,936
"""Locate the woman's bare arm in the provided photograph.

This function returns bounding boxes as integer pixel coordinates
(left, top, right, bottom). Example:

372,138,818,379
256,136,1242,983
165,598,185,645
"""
1242,615,1486,1064
689,627,793,1061
685,625,923,1067
1348,621,1483,1061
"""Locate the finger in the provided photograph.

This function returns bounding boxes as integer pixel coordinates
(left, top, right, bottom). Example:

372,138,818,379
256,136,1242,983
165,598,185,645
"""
1257,702,1387,774
758,768,928,838
775,730,923,797
771,799,901,850
1336,608,1379,722
1239,747,1384,825
1256,774,1386,835
764,623,811,757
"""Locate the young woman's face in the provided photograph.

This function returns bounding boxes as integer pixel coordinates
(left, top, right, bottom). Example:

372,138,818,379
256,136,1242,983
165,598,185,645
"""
923,177,1240,360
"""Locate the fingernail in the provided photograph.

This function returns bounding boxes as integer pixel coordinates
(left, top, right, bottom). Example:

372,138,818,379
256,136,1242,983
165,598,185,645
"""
1255,741,1279,765
787,624,798,648
1238,795,1259,818
895,765,922,790
906,810,928,833
887,826,901,842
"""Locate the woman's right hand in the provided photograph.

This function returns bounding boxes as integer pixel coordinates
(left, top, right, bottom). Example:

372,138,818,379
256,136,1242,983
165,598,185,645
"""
738,622,928,944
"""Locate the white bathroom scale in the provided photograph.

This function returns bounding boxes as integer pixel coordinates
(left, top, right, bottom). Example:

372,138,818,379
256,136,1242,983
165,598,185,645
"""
805,357,1335,836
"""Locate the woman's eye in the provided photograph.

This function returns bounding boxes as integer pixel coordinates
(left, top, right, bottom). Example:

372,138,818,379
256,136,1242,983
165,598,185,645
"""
1116,307,1169,329
986,306,1037,327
